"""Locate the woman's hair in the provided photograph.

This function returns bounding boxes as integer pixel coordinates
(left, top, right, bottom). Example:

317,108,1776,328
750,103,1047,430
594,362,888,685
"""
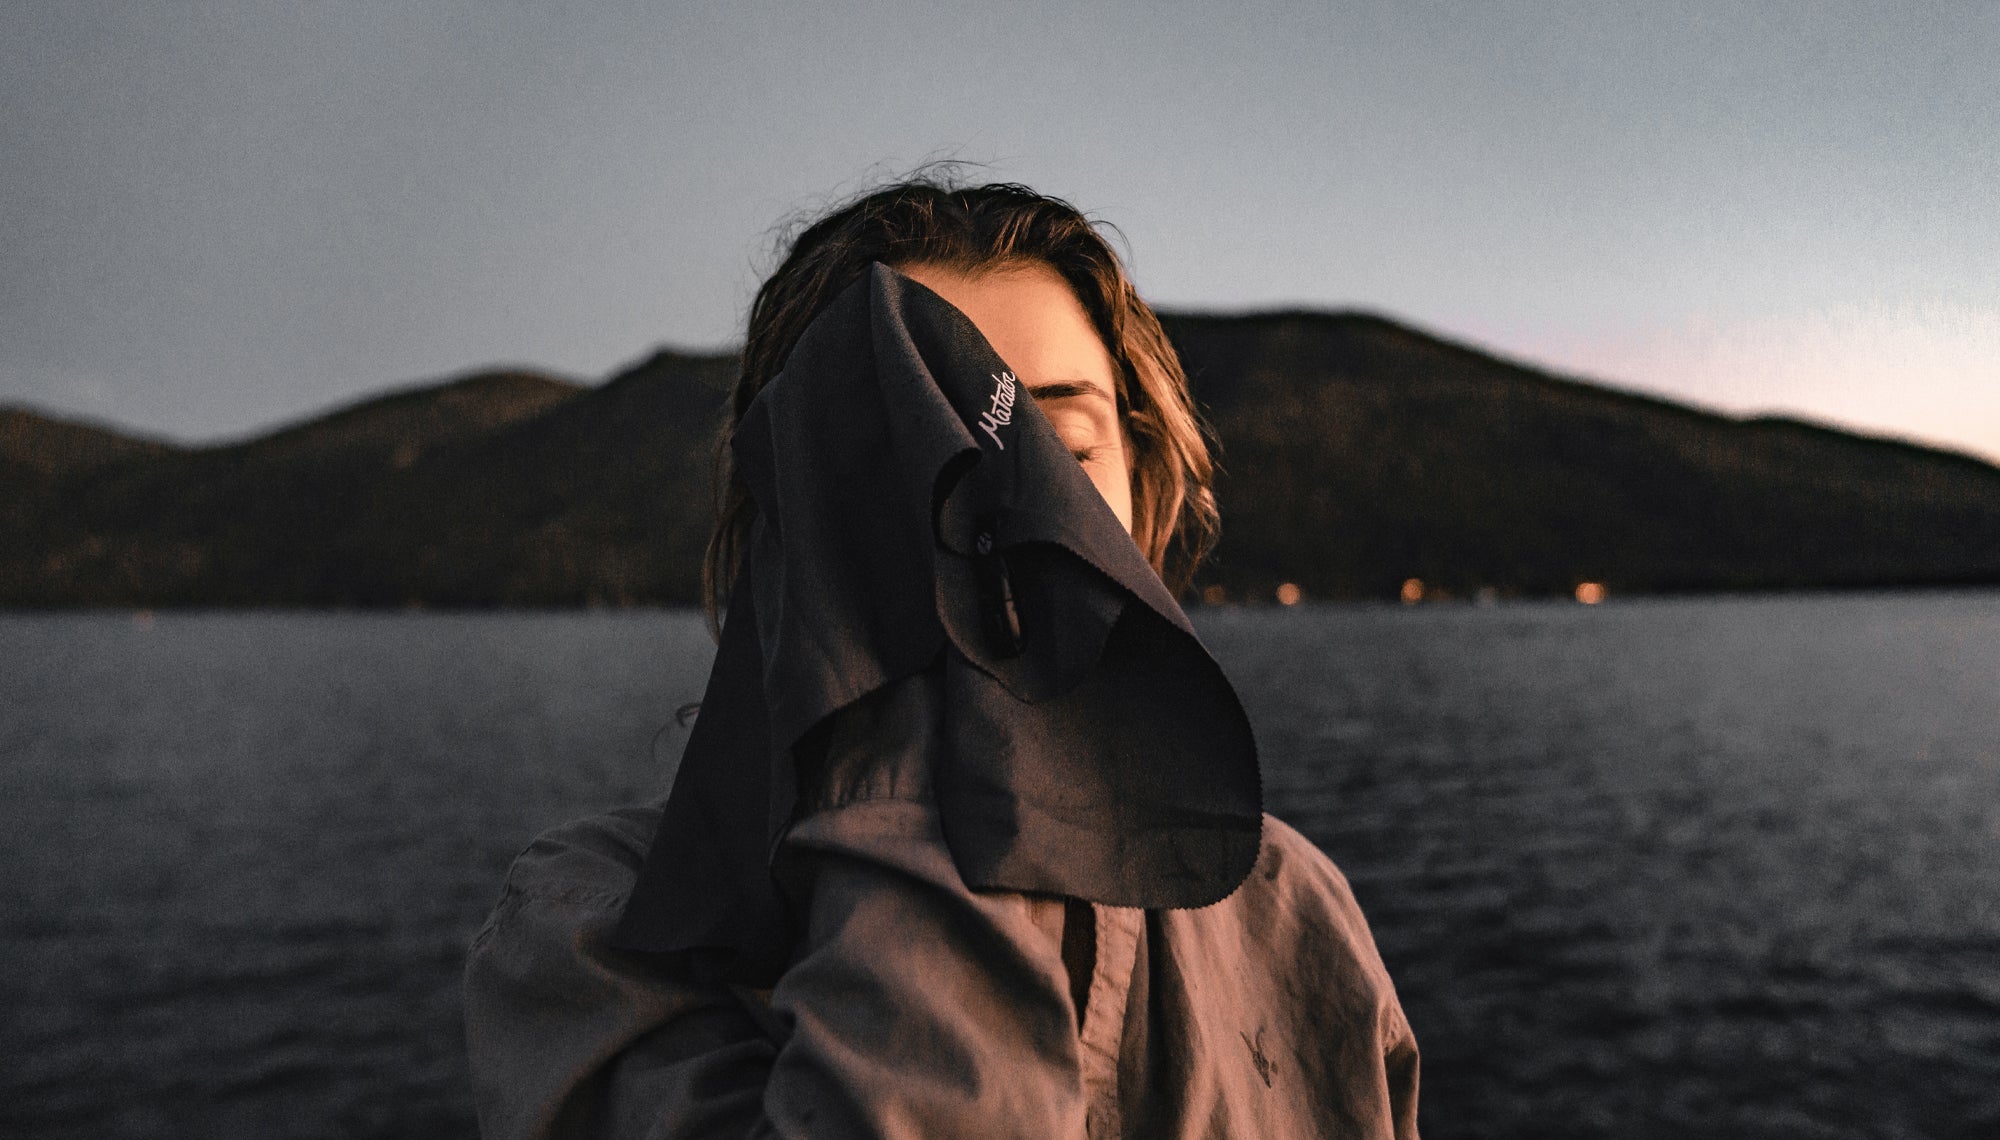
703,174,1220,633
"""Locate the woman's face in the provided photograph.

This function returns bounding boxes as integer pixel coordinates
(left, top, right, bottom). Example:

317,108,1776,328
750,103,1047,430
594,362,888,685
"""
895,260,1135,535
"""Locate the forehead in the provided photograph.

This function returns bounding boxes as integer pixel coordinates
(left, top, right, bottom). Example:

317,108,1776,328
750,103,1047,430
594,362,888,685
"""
895,261,1119,398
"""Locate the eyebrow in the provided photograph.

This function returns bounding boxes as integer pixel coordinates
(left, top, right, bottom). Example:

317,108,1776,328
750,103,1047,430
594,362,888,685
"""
1026,379,1114,405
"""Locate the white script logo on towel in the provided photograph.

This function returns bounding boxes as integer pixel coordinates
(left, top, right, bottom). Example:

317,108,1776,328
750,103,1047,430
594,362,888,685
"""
978,372,1018,450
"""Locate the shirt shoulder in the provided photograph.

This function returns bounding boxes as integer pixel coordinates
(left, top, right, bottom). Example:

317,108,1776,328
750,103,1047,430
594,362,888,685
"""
1137,815,1420,1138
1251,813,1369,924
1229,813,1401,1007
481,802,659,915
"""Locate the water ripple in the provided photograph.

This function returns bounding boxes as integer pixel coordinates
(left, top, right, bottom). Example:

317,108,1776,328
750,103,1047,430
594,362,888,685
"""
2,597,1997,1138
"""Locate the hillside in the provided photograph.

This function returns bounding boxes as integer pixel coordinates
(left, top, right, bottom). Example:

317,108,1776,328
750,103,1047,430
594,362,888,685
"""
1162,311,2000,600
0,359,718,606
2,316,1995,607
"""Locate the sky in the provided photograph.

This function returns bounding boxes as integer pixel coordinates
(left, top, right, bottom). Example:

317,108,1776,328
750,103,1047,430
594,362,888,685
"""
4,1,1996,461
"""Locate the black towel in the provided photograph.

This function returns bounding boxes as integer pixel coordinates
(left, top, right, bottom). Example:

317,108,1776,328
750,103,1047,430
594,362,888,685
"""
610,263,1260,984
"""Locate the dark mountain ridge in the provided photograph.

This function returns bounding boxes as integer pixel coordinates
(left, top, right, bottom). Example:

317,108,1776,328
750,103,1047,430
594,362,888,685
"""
1161,310,2000,599
3,315,1995,607
1,408,180,477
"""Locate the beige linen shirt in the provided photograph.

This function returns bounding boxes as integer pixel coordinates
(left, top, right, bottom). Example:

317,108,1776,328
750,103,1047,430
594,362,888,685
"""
464,740,1420,1139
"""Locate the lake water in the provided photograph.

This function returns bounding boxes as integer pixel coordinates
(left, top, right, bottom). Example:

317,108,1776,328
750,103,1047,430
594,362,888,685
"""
2,594,1996,1139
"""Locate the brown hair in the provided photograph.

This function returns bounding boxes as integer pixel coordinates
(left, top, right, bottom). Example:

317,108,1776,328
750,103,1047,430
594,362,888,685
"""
704,175,1220,633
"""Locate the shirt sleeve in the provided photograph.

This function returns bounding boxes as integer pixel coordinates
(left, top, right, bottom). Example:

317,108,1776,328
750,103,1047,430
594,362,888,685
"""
463,799,1093,1140
461,805,780,1140
757,795,1089,1138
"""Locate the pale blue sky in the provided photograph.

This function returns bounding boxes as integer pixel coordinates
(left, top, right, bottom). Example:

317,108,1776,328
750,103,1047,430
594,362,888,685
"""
5,1,1996,460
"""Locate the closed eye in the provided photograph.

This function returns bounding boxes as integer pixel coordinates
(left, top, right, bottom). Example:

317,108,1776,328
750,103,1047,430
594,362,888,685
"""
1029,379,1116,468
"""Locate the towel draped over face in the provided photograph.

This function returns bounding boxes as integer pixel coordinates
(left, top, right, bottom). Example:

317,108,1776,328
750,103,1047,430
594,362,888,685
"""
611,263,1261,985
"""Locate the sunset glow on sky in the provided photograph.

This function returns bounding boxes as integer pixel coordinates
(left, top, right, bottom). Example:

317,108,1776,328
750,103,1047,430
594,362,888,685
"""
5,2,1995,462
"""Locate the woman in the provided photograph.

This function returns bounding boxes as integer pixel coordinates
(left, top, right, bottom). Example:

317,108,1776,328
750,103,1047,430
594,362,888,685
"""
464,178,1420,1138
